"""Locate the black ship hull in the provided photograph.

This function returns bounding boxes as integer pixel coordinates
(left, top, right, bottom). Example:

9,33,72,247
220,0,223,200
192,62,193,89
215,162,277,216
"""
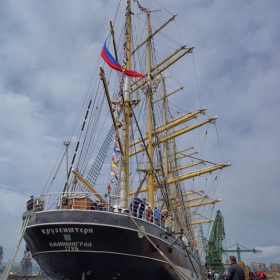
23,210,202,280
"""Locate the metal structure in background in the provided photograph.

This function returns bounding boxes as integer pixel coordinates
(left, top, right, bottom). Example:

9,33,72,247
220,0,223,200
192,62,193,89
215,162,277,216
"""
20,247,32,275
199,225,208,257
223,243,262,262
203,211,262,272
0,246,3,271
0,215,31,280
206,210,225,271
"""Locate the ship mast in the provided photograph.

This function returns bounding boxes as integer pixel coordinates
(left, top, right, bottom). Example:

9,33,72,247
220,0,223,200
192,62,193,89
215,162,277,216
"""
162,77,170,203
120,2,231,211
146,10,155,208
120,0,132,208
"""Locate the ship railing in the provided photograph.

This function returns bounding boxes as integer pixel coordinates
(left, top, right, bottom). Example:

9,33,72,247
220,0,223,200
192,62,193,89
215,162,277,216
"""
25,192,111,212
25,192,176,231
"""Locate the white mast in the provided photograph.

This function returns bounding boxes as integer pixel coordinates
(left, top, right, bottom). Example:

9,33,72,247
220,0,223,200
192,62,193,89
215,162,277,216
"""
119,0,132,209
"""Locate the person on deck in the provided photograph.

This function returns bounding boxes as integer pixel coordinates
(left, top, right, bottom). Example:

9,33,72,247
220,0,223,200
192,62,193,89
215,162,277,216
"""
138,198,147,219
146,206,153,222
26,195,34,211
97,201,106,211
153,207,160,225
227,256,245,280
160,212,166,229
253,272,259,280
131,195,142,217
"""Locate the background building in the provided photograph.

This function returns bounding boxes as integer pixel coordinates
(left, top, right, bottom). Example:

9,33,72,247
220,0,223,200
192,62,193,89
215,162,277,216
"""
270,263,280,272
250,262,266,271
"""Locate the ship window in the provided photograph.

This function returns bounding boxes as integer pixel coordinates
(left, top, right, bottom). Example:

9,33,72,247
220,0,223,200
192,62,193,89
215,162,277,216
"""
93,218,98,223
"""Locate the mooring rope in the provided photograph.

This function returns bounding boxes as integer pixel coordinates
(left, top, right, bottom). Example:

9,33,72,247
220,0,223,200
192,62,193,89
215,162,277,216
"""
0,216,30,280
126,213,193,280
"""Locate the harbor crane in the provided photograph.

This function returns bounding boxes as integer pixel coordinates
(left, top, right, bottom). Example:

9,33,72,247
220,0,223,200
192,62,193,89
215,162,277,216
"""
205,210,225,272
0,246,3,272
204,211,262,272
223,243,262,262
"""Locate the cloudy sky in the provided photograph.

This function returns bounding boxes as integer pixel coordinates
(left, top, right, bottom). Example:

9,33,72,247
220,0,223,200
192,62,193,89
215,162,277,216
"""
0,0,279,268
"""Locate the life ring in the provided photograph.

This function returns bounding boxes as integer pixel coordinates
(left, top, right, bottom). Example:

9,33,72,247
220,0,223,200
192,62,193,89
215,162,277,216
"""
146,208,153,221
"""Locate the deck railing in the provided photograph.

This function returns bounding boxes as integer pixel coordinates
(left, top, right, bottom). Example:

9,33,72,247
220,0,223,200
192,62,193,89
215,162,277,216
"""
25,192,174,231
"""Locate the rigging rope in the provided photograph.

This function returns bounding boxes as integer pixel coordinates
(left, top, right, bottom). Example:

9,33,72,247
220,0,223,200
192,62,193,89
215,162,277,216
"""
131,106,172,213
83,125,115,194
0,216,30,280
126,212,194,280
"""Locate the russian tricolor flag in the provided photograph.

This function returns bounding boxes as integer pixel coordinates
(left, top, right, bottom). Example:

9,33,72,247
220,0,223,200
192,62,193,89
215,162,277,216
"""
101,39,146,78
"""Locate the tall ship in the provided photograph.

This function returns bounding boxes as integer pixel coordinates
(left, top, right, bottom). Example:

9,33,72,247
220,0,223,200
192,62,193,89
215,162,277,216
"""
22,1,230,279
